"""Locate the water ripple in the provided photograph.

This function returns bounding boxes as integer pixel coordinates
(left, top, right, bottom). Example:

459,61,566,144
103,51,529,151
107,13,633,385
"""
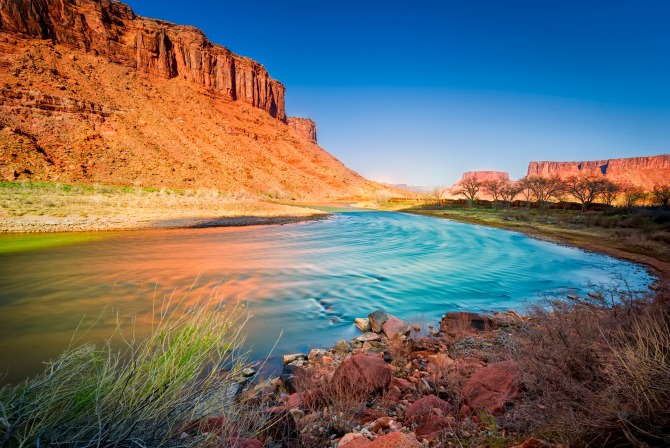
0,210,653,382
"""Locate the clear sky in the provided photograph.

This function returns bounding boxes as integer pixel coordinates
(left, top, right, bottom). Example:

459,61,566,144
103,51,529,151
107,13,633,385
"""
124,0,669,186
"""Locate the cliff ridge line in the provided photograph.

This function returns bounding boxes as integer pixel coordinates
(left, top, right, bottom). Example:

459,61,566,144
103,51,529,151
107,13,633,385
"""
0,0,286,121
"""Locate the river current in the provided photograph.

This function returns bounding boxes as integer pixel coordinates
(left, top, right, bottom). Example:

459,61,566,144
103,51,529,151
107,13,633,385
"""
0,209,652,384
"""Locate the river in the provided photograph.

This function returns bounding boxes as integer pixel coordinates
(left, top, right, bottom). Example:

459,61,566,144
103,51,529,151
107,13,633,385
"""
0,209,652,384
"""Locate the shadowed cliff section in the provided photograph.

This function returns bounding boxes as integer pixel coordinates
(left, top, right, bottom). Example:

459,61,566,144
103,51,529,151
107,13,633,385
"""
0,0,285,120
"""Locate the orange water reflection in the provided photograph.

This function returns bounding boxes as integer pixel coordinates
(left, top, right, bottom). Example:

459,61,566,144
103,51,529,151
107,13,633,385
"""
0,212,652,385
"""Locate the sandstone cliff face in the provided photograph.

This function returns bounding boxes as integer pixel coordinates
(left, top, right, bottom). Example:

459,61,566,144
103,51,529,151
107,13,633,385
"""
0,0,286,121
0,34,386,199
287,117,317,144
528,155,670,190
0,88,112,115
460,171,510,183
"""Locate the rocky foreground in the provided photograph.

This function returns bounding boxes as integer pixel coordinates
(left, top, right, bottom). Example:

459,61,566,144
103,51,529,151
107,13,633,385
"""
179,309,566,448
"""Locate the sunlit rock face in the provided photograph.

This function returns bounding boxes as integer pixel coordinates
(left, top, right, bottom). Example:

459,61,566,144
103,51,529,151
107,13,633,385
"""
287,117,317,144
0,0,390,198
527,155,670,190
0,0,286,120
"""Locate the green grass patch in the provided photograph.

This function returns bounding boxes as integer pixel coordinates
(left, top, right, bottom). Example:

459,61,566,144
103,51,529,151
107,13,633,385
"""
0,233,110,255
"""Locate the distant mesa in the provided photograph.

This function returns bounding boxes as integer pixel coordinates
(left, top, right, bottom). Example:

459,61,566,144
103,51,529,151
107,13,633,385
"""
385,184,435,194
527,154,670,191
445,155,670,201
460,171,510,183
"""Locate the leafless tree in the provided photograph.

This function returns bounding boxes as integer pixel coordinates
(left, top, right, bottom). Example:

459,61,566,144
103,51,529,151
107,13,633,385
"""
431,186,446,203
458,177,481,204
518,177,535,207
524,175,565,209
652,185,670,207
599,181,621,206
565,174,608,212
483,179,505,208
621,184,646,212
499,180,521,207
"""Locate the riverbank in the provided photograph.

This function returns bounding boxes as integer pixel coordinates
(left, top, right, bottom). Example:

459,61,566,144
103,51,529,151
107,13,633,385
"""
0,181,328,233
241,293,669,447
1,200,667,446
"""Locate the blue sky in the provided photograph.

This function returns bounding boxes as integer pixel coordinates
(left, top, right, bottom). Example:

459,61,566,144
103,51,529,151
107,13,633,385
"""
125,0,669,185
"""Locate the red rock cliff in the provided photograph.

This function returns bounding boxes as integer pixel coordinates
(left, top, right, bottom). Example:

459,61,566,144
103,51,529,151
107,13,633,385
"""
287,117,317,144
0,0,286,121
461,171,510,183
527,155,670,190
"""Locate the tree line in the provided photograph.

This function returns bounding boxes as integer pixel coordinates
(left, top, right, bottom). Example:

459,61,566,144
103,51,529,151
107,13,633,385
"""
451,175,670,211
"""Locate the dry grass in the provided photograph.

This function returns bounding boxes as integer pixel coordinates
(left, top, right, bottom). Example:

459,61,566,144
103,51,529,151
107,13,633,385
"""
502,283,670,446
0,180,326,232
295,372,370,445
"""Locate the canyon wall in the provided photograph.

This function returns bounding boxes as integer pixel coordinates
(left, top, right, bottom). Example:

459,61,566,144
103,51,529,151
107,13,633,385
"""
0,9,385,199
287,117,317,144
460,171,510,183
0,0,286,121
528,155,670,190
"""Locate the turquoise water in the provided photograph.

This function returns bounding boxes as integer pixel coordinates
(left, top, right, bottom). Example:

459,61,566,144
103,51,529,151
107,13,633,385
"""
0,210,652,383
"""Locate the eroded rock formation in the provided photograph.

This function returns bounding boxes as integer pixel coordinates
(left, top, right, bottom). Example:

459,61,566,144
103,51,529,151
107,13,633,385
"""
528,155,670,190
287,117,317,144
0,0,286,120
0,0,396,199
0,88,112,115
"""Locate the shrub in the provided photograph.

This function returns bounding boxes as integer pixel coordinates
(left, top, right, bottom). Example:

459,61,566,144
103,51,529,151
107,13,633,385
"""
296,371,368,444
505,283,670,446
375,190,391,205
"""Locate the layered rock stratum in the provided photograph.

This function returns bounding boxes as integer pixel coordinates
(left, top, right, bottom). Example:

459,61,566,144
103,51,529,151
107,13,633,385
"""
287,117,317,144
0,0,285,120
0,0,388,199
527,155,670,191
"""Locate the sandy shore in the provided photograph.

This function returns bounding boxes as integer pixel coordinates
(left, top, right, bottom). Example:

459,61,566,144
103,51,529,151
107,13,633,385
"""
0,210,328,233
0,184,328,233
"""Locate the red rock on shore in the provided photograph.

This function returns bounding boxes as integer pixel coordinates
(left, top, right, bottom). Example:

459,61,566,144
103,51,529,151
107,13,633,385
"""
462,360,523,414
331,354,392,395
